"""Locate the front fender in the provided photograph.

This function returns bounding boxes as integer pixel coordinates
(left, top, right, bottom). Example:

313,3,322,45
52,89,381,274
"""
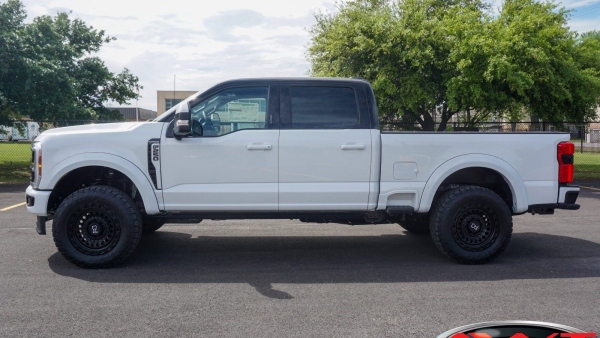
40,153,161,214
418,154,529,214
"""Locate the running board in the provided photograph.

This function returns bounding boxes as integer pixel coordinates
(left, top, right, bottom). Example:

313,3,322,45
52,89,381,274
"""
386,206,415,216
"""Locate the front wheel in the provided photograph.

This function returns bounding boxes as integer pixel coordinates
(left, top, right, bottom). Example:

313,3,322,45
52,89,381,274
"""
52,185,142,268
429,185,512,264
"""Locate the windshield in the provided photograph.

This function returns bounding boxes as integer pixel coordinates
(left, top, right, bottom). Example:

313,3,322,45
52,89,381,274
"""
154,107,176,122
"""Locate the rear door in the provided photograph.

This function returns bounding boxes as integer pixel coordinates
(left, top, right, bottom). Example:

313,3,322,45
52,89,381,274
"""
278,83,372,211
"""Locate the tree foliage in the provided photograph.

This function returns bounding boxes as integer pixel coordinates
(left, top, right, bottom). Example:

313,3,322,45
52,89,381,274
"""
307,0,600,130
0,0,140,125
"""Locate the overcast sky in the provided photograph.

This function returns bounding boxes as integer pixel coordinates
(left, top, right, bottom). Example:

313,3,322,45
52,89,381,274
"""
20,0,600,112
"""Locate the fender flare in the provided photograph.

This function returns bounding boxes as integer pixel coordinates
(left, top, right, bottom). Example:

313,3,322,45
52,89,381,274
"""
41,153,161,214
418,154,529,214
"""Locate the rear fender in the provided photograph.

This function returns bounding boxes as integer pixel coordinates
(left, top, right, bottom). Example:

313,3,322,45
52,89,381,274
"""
418,154,528,214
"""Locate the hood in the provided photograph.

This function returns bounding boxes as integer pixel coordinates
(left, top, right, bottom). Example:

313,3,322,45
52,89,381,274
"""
35,122,144,141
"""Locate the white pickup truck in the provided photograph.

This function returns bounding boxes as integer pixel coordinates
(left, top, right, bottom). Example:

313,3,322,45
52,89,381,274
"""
25,78,580,268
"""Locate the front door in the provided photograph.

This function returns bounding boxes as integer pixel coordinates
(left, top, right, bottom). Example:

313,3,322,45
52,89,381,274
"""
161,85,279,211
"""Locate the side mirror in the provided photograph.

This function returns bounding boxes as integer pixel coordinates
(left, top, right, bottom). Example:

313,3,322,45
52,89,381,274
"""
173,103,191,140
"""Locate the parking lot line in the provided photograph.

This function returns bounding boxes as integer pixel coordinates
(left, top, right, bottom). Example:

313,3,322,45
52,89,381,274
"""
0,202,26,211
581,185,600,191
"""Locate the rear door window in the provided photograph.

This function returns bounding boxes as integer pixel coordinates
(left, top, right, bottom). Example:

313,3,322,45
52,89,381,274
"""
290,87,359,129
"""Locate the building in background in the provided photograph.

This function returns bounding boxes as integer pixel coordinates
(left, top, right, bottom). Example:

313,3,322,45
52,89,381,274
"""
157,90,197,114
112,107,158,121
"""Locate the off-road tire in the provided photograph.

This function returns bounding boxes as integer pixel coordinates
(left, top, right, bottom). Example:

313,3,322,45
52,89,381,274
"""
142,215,165,235
52,185,142,268
398,214,430,234
430,185,512,264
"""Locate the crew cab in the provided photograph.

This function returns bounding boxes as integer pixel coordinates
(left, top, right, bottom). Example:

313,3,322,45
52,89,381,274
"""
25,78,580,268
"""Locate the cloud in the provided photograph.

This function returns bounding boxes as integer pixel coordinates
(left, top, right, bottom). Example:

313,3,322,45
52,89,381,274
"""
21,0,600,113
203,9,268,42
121,21,205,47
111,34,311,110
18,0,336,111
265,34,310,49
565,1,600,32
568,18,600,32
561,0,600,8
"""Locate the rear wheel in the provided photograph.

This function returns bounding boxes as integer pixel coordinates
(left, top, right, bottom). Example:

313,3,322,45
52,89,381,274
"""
52,185,142,268
429,185,512,264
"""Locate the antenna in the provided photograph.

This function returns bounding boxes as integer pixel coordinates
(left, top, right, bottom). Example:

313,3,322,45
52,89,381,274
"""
135,87,139,121
173,74,176,104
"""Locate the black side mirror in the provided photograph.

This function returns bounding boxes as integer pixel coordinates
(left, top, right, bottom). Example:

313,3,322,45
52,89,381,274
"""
173,103,191,140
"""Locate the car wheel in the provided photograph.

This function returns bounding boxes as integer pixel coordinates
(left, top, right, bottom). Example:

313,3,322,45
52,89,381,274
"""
52,185,142,268
430,185,512,264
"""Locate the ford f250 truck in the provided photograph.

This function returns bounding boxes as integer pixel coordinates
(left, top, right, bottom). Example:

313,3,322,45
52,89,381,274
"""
25,78,580,268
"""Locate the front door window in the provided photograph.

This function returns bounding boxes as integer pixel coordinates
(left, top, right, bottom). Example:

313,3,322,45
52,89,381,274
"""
190,87,269,137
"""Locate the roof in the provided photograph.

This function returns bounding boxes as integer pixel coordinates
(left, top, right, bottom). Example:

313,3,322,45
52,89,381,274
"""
155,77,374,122
211,77,371,87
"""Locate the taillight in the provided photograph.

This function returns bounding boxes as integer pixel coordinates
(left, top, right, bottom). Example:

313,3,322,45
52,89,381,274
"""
557,141,574,184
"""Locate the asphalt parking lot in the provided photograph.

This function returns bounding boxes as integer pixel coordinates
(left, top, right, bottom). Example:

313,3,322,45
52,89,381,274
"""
1,183,599,337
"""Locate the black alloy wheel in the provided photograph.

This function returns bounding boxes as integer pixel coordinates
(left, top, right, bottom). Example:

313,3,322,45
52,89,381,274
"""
430,185,513,264
52,185,142,268
451,203,500,252
66,203,122,255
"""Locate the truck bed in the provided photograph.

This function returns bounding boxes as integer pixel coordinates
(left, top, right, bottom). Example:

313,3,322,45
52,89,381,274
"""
378,131,571,213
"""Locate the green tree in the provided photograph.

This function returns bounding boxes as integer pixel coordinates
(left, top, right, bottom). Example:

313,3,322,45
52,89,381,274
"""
570,30,600,122
486,0,600,123
0,0,140,124
308,0,500,130
0,0,26,128
307,0,600,130
309,0,400,122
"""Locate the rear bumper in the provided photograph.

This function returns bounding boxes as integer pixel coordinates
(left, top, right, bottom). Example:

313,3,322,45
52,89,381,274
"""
558,185,579,208
528,185,580,214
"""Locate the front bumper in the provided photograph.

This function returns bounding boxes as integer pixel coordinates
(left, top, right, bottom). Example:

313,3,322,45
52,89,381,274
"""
26,186,52,235
25,185,51,217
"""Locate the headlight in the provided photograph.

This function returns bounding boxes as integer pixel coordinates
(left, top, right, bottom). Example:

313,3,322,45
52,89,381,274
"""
31,143,42,188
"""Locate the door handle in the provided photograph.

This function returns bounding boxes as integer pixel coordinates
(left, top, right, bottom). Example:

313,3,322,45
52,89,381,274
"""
340,144,365,150
247,144,272,150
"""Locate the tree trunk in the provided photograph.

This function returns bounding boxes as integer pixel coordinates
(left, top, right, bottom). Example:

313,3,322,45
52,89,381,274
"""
436,104,454,132
467,108,471,126
417,107,435,131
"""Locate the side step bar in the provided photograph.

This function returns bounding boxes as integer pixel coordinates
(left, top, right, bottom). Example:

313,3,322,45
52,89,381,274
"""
386,206,415,216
